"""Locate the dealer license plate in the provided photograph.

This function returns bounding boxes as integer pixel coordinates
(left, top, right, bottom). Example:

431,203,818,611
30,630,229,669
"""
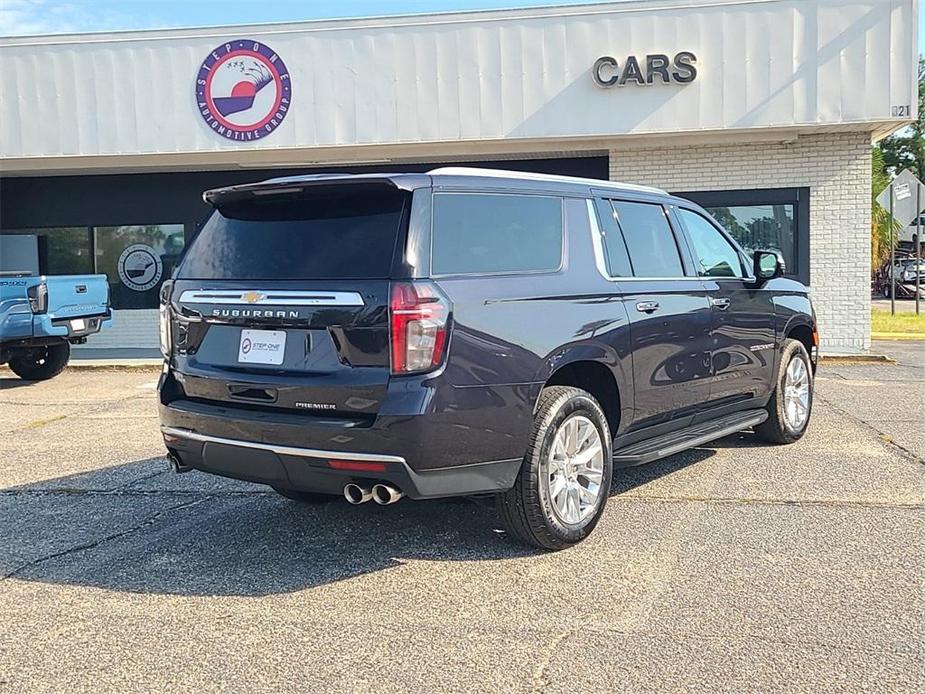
238,329,287,365
70,318,86,331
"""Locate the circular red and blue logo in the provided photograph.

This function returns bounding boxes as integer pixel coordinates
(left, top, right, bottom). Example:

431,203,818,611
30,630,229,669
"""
196,40,291,141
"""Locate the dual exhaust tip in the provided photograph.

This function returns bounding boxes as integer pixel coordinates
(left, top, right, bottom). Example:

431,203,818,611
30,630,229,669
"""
344,482,403,506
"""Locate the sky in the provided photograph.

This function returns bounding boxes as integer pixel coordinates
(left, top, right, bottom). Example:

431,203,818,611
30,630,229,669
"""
0,0,619,36
1,0,921,51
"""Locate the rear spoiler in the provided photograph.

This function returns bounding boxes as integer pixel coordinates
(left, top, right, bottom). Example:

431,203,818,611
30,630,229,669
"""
203,173,430,207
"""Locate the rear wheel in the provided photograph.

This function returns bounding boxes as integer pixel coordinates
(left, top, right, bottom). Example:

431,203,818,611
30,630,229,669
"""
8,342,70,381
497,386,613,551
272,487,335,504
755,339,813,444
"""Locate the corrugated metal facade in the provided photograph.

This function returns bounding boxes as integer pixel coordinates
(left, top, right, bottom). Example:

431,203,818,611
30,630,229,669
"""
0,0,918,170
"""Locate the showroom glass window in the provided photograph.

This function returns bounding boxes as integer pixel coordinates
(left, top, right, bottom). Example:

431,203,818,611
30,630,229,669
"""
94,225,185,309
703,205,794,271
0,227,93,276
0,224,184,310
674,188,808,283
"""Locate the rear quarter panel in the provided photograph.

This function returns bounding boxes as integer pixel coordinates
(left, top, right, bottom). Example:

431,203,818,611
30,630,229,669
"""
428,196,634,465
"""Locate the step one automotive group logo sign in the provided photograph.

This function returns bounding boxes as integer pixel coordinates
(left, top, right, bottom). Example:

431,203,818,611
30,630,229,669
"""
196,40,292,141
118,244,163,292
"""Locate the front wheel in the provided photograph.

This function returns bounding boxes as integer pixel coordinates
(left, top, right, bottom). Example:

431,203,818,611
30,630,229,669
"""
496,386,613,551
8,342,70,381
755,339,814,444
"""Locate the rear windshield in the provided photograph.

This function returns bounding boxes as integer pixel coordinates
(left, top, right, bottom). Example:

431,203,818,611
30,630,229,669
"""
179,186,408,280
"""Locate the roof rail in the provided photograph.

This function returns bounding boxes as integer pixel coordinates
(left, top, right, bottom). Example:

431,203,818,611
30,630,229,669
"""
426,166,666,195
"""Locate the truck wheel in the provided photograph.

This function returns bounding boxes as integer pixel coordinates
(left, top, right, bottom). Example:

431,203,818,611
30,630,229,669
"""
755,339,813,444
497,386,613,551
272,487,334,504
8,342,71,381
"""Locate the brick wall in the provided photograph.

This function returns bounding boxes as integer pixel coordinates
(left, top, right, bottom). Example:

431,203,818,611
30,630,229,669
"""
610,132,872,354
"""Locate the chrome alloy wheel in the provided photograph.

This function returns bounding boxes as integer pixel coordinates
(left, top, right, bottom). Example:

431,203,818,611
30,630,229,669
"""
783,355,811,431
544,414,605,525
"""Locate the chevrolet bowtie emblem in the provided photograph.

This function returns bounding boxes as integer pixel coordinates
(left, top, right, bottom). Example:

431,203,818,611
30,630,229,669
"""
242,291,267,304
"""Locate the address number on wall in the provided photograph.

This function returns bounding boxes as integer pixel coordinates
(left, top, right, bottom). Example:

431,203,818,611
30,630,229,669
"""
892,105,912,117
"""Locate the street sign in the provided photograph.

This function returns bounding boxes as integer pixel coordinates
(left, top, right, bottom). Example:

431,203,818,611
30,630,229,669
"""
876,169,925,227
876,169,925,316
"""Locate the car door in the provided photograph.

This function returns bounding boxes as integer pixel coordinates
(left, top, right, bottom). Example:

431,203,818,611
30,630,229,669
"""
592,197,713,429
674,206,776,407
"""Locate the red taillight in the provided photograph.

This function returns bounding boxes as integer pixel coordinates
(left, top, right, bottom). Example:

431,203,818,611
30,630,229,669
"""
327,460,387,473
390,281,451,375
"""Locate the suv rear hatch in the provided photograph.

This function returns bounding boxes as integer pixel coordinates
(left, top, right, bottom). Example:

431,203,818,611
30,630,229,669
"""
167,182,410,418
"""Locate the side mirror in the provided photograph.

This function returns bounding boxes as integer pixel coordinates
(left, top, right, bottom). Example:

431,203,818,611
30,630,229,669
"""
753,250,784,283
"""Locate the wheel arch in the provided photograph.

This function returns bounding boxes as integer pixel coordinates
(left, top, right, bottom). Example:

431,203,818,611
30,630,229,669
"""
537,350,628,436
782,318,817,372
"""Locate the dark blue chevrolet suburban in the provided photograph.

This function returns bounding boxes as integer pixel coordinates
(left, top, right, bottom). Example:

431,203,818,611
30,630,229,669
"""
158,168,817,550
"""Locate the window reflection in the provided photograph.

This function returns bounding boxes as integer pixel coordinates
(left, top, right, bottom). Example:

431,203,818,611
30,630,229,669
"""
705,204,795,275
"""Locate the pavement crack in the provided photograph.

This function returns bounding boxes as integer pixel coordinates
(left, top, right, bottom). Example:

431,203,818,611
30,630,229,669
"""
114,467,171,490
1,496,211,581
531,628,573,692
9,414,70,433
615,495,925,510
0,488,268,498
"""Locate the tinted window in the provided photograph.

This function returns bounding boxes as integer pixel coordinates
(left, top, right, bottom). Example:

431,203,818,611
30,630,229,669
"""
611,201,684,277
593,198,633,277
678,209,744,278
432,193,562,275
179,186,407,280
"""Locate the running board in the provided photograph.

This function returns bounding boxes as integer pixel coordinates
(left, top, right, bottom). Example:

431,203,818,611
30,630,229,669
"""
612,409,768,467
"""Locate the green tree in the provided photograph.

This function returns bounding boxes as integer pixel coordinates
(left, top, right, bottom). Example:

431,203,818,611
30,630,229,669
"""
871,147,902,269
878,57,925,178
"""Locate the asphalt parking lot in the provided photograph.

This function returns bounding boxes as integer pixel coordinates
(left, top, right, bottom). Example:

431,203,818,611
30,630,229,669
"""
1,344,923,692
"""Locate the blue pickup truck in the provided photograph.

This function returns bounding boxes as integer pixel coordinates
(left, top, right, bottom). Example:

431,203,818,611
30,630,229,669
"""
0,271,111,380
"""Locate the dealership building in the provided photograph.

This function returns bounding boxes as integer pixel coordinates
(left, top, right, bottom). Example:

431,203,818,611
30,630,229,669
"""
0,0,918,353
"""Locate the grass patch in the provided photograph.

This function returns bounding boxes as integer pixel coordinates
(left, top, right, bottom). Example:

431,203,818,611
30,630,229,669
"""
872,309,925,334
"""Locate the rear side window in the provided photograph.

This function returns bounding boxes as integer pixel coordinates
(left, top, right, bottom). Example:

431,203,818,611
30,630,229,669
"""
431,193,562,275
179,185,408,280
612,201,684,277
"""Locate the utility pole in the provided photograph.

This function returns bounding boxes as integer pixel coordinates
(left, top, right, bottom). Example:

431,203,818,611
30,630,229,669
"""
917,203,921,315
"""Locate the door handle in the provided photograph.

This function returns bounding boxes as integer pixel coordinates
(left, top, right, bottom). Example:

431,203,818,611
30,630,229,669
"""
710,297,731,310
636,301,660,314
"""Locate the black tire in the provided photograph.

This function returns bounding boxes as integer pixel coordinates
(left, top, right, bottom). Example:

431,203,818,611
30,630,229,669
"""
755,338,814,444
272,487,336,504
8,342,70,381
496,386,613,551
